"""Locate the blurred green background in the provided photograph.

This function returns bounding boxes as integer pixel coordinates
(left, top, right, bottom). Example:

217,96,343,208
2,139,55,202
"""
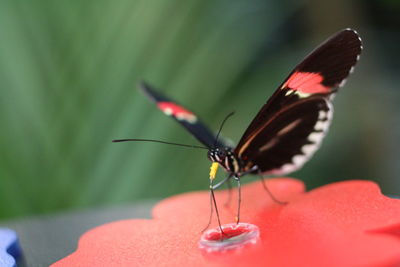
0,0,399,220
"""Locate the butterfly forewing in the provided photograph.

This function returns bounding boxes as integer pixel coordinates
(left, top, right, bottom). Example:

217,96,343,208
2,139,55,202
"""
140,82,225,148
293,29,362,88
235,29,362,175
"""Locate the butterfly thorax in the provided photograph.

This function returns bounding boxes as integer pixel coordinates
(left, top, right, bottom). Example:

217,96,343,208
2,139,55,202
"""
207,147,242,175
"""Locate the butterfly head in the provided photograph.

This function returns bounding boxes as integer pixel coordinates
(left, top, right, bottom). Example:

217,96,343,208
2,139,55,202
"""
207,147,240,175
207,148,228,164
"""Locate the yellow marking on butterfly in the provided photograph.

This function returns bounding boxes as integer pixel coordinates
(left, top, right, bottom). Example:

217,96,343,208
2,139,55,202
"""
209,162,219,180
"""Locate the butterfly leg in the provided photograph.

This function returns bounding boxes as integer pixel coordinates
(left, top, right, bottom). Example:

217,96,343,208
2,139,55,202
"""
210,175,234,208
211,174,232,190
203,175,233,234
223,179,233,208
259,175,288,205
233,176,241,224
202,188,215,233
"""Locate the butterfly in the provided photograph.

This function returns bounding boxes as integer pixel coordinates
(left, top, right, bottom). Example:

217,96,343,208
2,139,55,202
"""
114,28,362,229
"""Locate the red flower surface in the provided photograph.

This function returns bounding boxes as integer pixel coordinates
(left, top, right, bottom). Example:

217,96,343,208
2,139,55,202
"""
52,178,400,267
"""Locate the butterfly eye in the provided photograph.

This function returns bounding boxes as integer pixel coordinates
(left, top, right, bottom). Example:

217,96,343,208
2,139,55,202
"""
217,150,226,158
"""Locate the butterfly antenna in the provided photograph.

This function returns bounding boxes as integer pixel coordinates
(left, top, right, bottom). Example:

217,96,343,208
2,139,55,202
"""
112,139,208,150
213,111,235,148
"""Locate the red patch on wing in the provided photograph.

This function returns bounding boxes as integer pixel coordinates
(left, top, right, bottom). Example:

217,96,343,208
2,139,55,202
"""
284,72,330,94
158,102,197,123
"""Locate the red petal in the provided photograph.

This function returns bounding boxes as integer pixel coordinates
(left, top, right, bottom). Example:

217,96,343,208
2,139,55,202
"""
52,178,400,267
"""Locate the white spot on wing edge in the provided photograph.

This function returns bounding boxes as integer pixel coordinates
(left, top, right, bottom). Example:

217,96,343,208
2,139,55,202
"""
176,113,197,123
292,154,308,166
285,90,293,96
339,78,348,88
283,89,311,98
302,143,318,155
308,131,324,143
318,110,327,120
163,108,173,115
314,120,329,131
297,91,311,98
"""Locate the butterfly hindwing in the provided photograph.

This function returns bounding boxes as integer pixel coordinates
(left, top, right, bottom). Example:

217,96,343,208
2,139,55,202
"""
235,29,362,175
140,82,224,148
237,97,332,174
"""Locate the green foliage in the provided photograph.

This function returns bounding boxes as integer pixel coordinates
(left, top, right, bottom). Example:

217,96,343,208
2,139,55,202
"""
0,0,398,219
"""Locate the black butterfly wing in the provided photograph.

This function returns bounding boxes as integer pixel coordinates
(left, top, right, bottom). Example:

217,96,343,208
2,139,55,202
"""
140,82,225,149
237,97,332,175
235,29,362,175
